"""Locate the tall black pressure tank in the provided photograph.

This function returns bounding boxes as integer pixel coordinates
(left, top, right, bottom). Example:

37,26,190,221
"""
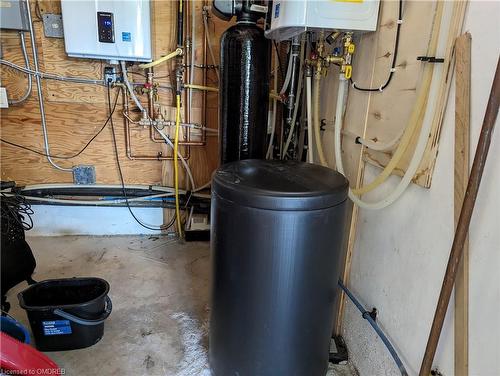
219,22,270,164
209,159,349,376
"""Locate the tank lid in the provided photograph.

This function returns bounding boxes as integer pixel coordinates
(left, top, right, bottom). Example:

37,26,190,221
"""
212,160,349,211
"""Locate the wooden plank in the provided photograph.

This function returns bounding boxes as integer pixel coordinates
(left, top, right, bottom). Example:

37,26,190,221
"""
454,32,471,376
332,6,382,333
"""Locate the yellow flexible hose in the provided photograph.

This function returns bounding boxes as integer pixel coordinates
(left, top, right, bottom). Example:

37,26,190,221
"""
174,94,183,236
351,1,444,196
313,75,328,166
184,84,219,92
138,48,183,69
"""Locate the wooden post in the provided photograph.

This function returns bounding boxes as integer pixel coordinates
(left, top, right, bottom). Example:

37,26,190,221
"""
420,57,500,376
454,32,471,376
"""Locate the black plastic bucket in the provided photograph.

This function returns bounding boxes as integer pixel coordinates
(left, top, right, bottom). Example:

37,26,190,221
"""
18,277,112,351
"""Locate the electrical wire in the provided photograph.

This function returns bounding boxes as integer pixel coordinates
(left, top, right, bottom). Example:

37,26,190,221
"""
1,189,34,236
0,90,120,159
106,85,175,232
349,0,403,92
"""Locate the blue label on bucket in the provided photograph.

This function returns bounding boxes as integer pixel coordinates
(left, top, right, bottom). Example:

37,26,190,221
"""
42,320,72,336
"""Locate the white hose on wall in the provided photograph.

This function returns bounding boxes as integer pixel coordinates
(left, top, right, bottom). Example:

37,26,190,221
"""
266,53,279,159
313,75,328,166
279,46,297,95
306,75,314,163
281,39,305,157
334,75,436,210
120,60,146,115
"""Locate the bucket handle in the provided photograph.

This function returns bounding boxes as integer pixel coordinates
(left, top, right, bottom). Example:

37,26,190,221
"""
53,296,112,326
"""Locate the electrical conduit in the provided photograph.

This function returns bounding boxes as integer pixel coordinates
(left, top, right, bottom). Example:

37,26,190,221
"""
9,32,32,105
26,0,72,172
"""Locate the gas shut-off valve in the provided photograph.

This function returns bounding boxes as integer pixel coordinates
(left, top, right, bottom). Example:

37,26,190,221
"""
325,33,356,80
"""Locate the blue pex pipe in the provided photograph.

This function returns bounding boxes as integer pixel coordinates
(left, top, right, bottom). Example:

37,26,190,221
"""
338,279,408,376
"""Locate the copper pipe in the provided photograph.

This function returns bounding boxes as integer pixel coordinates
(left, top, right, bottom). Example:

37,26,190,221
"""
419,57,500,376
146,0,207,147
122,87,191,161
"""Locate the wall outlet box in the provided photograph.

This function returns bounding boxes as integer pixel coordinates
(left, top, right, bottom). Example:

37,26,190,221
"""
72,165,96,185
0,87,9,108
42,14,64,38
104,66,117,84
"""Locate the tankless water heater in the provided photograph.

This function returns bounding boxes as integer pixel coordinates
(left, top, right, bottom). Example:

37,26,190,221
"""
60,0,152,62
266,0,380,41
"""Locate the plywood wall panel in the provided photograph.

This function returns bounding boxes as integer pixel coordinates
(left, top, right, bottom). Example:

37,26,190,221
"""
1,0,224,187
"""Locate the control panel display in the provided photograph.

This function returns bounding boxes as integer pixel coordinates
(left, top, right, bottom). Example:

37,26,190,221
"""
97,12,114,43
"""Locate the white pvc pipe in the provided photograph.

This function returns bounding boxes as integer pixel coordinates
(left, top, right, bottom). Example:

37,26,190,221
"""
120,60,146,115
281,46,304,158
266,52,279,159
306,75,314,163
13,184,176,193
154,127,196,190
279,47,296,95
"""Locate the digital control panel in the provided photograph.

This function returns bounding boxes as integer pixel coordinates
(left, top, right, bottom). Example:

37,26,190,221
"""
97,12,114,43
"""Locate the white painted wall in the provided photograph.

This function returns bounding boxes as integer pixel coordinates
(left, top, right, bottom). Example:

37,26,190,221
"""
342,2,500,375
28,205,165,236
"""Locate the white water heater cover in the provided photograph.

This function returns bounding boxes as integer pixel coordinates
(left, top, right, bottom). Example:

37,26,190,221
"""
61,0,152,62
266,0,380,41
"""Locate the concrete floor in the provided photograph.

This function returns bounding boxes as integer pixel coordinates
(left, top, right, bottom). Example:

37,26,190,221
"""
7,236,357,376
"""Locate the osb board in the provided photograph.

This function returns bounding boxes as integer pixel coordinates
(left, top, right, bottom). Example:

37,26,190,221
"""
0,0,224,187
358,1,467,188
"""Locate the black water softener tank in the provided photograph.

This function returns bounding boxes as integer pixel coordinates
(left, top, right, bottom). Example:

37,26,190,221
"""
210,159,349,376
214,0,271,164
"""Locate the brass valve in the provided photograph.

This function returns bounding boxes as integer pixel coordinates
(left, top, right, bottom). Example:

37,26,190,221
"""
325,33,355,80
